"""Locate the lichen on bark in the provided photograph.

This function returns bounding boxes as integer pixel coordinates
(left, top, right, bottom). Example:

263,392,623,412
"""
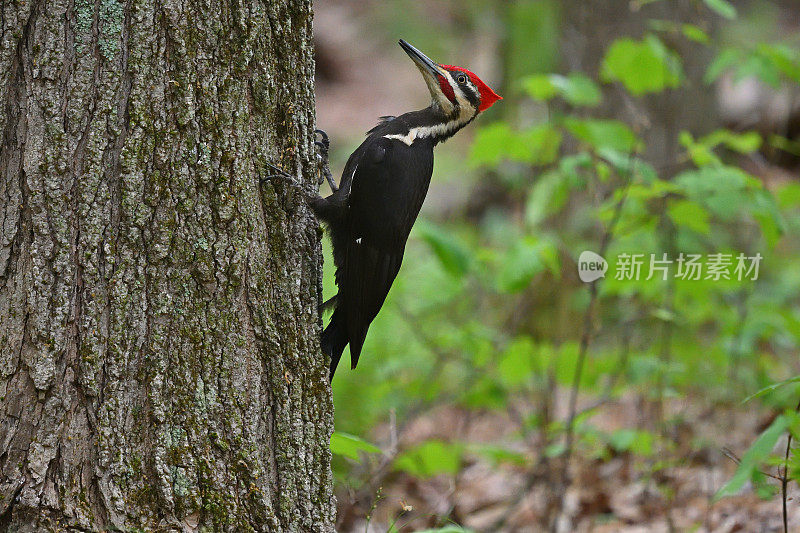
0,0,333,531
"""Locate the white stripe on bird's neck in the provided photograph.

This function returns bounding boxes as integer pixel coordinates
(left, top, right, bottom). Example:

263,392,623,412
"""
384,70,474,146
383,110,472,146
383,105,473,146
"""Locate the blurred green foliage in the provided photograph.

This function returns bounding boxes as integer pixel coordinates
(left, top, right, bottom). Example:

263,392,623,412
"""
325,0,800,527
600,35,684,95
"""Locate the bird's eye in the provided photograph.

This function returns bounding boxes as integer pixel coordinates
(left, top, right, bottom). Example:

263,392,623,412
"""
456,75,467,84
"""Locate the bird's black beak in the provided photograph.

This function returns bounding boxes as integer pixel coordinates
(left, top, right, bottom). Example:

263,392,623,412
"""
399,39,442,78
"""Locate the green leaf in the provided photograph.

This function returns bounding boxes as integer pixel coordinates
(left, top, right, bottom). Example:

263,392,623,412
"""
550,73,602,106
682,23,710,44
706,46,789,87
679,131,721,167
330,432,381,461
770,134,800,157
469,123,523,166
525,170,576,227
719,131,762,153
417,222,471,277
497,237,559,293
777,182,800,209
394,440,463,478
736,54,782,87
564,118,639,152
715,415,788,500
609,429,637,451
751,188,786,247
460,377,506,410
469,444,528,466
520,74,558,100
521,73,601,107
742,376,800,404
621,180,680,202
668,199,710,234
679,129,761,168
757,44,800,83
673,166,761,219
705,48,741,84
648,19,710,44
601,35,684,95
596,148,658,181
469,123,562,167
609,429,656,456
497,336,536,387
525,124,563,165
651,308,677,322
700,129,762,153
703,0,737,19
544,442,566,458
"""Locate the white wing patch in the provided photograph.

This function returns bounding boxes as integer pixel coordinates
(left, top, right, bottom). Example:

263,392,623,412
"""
343,161,359,194
384,131,417,146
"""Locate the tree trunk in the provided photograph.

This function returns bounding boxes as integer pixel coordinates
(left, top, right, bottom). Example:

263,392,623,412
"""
0,0,333,530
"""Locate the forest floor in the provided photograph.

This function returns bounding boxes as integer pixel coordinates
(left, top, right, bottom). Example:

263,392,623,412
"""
335,390,799,532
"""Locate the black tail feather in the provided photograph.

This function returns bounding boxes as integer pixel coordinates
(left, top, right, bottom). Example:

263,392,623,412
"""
322,308,349,381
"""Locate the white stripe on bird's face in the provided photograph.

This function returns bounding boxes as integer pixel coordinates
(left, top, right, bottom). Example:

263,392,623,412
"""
383,71,476,146
416,65,455,115
440,69,475,115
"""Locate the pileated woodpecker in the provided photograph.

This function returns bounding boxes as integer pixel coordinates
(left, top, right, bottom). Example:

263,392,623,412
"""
270,40,501,380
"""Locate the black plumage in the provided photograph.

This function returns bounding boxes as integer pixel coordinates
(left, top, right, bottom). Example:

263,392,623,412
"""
311,40,501,380
313,118,435,378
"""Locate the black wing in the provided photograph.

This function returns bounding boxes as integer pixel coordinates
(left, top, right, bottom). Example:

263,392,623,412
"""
341,135,435,366
365,116,397,135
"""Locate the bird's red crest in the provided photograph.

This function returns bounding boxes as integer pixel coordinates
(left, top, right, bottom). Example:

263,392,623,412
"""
441,65,502,112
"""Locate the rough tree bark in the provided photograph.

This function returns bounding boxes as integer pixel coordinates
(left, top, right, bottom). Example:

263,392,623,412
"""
0,0,334,530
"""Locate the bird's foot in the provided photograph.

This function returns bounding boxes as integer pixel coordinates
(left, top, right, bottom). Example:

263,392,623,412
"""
262,162,301,188
315,129,338,193
262,161,330,213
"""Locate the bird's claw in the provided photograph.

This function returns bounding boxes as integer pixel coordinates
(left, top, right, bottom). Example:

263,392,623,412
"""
315,129,330,151
315,129,338,193
263,130,338,194
262,162,301,188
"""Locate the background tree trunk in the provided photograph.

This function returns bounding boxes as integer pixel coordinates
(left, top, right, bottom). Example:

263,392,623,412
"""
0,0,333,530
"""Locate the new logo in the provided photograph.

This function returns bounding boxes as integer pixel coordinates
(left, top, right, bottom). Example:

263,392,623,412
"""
578,251,608,283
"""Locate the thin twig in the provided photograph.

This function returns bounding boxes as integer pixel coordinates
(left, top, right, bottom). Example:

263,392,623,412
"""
568,321,636,419
721,446,741,466
721,447,783,482
364,487,383,533
345,305,486,527
549,174,631,532
781,89,799,533
489,450,553,531
782,397,800,533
